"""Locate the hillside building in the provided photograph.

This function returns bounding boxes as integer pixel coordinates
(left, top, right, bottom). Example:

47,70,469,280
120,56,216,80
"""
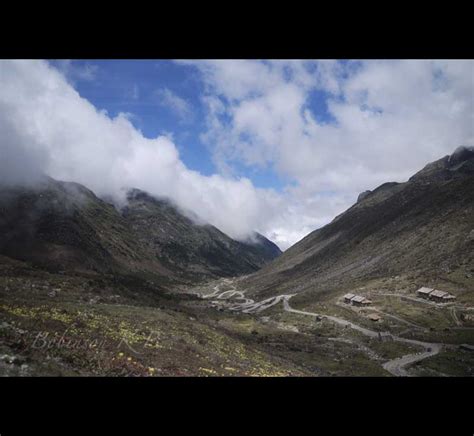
416,286,456,303
343,294,372,306
442,294,456,302
416,287,434,299
343,293,356,304
351,295,372,307
429,290,449,302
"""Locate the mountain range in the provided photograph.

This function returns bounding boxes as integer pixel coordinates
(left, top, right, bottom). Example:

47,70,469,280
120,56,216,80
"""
0,177,281,284
0,145,473,377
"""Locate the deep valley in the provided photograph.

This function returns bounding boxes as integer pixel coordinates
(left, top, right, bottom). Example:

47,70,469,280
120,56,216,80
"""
1,146,473,377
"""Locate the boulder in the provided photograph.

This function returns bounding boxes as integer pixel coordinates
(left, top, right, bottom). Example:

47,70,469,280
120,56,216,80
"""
357,190,372,202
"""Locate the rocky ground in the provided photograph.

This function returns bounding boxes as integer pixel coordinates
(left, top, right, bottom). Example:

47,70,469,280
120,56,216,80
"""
3,251,472,377
0,257,308,376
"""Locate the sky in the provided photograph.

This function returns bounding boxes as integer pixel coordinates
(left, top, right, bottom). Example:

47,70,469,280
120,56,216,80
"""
0,59,473,250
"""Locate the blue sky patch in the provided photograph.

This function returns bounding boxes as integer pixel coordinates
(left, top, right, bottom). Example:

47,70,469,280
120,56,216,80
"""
47,60,352,192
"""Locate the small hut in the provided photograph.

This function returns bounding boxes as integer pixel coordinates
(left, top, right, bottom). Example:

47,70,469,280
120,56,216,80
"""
343,293,356,304
442,294,456,302
429,290,449,302
351,295,371,307
416,287,434,299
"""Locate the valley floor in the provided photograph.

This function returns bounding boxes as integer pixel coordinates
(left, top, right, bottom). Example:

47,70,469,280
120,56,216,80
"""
188,275,474,376
1,258,473,376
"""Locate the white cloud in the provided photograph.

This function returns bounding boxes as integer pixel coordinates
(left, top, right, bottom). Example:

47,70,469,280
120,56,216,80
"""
0,59,472,251
129,83,140,100
186,59,473,248
0,60,280,244
155,87,193,122
54,60,99,83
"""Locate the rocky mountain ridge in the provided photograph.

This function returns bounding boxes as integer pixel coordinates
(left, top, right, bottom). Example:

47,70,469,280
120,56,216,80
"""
238,146,474,299
0,177,281,284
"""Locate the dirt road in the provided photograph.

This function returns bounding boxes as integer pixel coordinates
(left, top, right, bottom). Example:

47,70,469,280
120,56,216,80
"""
197,281,443,376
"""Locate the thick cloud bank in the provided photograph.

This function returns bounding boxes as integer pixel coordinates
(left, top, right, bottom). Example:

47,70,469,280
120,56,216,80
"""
0,60,280,243
0,60,472,250
184,59,474,247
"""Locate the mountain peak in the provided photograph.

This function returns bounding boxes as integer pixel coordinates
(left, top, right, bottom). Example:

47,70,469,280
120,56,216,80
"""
357,190,372,203
448,145,474,166
409,145,474,182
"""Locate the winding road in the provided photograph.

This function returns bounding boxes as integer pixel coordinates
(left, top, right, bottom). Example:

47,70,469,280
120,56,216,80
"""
196,280,443,376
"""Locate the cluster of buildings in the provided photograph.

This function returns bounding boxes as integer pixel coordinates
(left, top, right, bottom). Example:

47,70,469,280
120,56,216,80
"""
416,287,456,303
343,293,372,307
